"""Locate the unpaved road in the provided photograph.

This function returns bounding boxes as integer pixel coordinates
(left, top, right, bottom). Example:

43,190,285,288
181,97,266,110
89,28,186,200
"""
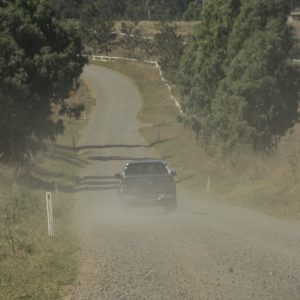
66,65,300,300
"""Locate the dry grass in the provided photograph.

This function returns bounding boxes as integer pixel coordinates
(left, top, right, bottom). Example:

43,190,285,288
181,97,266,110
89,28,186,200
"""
114,20,199,38
93,60,300,221
289,18,300,40
97,21,199,59
0,81,95,299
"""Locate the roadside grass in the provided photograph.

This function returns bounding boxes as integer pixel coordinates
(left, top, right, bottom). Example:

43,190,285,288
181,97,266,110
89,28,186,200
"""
0,81,95,299
93,60,300,221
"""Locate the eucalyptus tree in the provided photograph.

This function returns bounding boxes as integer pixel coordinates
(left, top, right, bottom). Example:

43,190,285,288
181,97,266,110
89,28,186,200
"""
212,0,299,151
179,0,299,152
178,0,241,143
153,23,184,82
0,0,85,161
80,0,117,54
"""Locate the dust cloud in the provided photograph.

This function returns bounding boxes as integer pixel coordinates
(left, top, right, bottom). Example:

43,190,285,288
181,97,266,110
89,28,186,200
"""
65,65,300,300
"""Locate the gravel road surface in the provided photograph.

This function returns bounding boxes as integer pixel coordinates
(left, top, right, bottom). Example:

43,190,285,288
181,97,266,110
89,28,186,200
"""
66,64,300,300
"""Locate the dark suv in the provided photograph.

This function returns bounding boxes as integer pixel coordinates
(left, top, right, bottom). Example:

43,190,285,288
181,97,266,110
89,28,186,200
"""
115,160,177,212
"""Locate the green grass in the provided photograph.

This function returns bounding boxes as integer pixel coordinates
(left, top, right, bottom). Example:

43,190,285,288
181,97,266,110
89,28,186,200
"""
93,60,300,221
0,81,95,299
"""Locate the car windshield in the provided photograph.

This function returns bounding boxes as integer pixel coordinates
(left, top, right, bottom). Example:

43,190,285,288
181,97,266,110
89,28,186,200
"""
125,162,169,176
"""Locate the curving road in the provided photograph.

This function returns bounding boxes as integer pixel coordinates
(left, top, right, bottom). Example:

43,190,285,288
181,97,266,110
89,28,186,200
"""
66,64,300,300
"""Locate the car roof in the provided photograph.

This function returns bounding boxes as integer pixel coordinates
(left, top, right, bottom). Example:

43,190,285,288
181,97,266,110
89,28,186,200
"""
125,159,167,168
125,159,166,166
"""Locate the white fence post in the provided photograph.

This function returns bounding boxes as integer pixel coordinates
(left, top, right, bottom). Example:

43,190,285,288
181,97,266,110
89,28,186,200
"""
46,192,54,237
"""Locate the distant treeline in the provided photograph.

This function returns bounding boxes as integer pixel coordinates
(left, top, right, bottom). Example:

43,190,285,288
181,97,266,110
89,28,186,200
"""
50,0,203,21
291,0,300,9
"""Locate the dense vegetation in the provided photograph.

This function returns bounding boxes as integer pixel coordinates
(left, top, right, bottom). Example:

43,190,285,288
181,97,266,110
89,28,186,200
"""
291,0,300,9
178,0,300,152
0,0,299,298
49,0,300,154
48,0,300,20
0,0,85,161
51,0,203,21
63,0,300,154
152,23,184,81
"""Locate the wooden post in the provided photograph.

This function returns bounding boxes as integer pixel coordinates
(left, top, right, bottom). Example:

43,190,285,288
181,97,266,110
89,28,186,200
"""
72,137,76,151
156,129,160,143
207,176,211,193
46,192,54,237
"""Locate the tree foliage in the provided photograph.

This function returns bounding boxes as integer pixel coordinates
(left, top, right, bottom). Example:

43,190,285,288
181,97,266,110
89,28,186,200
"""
119,21,145,58
141,0,198,21
291,0,300,9
183,0,203,21
213,0,299,151
80,0,117,54
80,0,125,22
52,0,203,21
50,0,83,19
179,0,299,152
178,0,241,141
0,0,85,160
153,23,184,82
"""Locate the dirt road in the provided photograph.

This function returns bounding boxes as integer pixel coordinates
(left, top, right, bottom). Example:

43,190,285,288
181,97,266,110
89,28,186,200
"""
66,64,300,300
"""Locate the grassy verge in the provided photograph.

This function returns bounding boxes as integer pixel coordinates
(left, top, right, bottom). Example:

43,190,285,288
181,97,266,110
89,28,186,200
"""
93,60,300,221
0,81,95,299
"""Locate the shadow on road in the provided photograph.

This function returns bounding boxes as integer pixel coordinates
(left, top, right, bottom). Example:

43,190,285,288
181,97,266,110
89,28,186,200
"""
24,173,119,194
88,155,171,162
52,139,173,152
67,175,119,193
26,140,174,194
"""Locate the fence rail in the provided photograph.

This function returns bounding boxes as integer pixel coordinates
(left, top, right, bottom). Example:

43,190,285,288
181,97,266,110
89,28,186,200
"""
90,55,183,115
